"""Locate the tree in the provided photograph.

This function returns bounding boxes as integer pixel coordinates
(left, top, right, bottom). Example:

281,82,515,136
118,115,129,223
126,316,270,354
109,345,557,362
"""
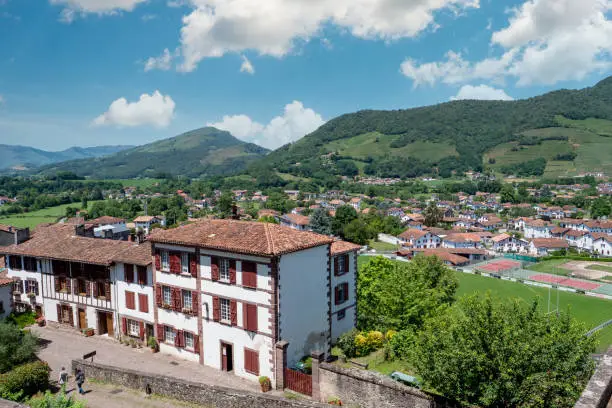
0,322,39,374
500,184,516,203
309,208,333,235
332,205,358,236
216,192,234,219
591,197,612,219
423,201,442,227
266,192,290,213
81,196,88,210
413,295,596,407
342,218,375,245
64,206,77,218
357,256,457,331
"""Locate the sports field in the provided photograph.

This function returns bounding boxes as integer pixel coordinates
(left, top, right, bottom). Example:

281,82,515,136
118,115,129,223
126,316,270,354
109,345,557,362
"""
0,201,102,229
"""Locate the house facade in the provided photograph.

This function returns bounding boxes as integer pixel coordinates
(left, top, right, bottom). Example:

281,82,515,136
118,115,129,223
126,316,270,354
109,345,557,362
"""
0,278,13,320
397,229,440,248
528,238,569,256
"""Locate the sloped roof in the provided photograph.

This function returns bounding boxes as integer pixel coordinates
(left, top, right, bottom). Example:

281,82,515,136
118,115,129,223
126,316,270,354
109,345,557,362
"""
531,238,569,248
281,213,311,226
89,216,126,225
149,219,333,257
491,233,511,243
398,229,428,240
331,240,361,255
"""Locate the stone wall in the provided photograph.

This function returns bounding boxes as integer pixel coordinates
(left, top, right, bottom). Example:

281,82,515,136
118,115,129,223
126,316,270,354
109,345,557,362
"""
575,347,612,408
71,359,328,408
317,362,455,408
0,399,27,408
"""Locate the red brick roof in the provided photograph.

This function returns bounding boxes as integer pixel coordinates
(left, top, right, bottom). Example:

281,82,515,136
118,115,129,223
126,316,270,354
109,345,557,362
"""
443,233,482,243
398,229,428,240
88,216,126,225
491,233,510,243
331,240,361,255
149,219,333,257
0,224,151,266
0,224,17,233
282,213,311,226
531,238,569,248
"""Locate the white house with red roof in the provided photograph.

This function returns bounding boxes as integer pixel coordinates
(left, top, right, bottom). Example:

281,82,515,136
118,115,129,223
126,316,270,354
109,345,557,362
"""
397,229,440,248
593,234,612,257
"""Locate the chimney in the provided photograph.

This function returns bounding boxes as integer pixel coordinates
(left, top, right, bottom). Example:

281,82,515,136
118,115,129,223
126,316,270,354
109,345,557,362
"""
74,224,85,237
14,228,30,245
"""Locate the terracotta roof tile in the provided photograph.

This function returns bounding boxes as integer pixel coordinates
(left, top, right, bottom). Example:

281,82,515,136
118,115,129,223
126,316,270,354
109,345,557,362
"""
531,238,569,248
149,219,333,257
0,224,18,233
331,240,361,255
88,216,126,225
281,213,311,226
491,233,511,243
0,278,14,287
398,229,428,240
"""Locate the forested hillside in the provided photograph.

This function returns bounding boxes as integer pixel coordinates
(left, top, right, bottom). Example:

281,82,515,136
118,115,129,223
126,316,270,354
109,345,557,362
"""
264,76,612,179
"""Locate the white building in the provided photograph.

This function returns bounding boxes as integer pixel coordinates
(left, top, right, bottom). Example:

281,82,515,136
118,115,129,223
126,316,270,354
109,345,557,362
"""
149,220,359,386
442,233,482,249
397,229,440,249
134,215,166,235
279,214,311,231
523,220,553,239
593,235,612,257
0,277,13,320
490,233,528,253
90,216,130,240
528,238,569,256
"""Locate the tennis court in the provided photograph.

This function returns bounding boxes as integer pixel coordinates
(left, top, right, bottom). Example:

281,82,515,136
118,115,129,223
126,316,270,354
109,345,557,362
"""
529,274,601,291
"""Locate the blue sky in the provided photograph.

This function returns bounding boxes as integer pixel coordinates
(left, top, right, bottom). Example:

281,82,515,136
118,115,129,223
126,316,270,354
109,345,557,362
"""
0,0,610,150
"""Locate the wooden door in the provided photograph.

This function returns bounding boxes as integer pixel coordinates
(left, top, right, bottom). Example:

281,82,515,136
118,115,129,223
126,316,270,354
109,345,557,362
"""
106,312,114,337
78,309,87,329
221,343,233,372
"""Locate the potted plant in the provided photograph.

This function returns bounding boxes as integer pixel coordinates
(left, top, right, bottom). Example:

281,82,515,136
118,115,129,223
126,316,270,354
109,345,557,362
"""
27,292,36,299
82,328,94,337
148,336,159,353
129,339,137,348
328,397,343,406
258,376,271,393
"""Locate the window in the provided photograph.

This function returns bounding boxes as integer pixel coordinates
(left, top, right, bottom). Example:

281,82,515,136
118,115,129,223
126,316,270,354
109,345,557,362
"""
335,282,349,305
0,301,4,314
125,291,135,310
162,286,171,306
138,294,149,313
77,279,87,295
220,298,231,323
128,319,139,337
23,257,37,272
219,259,230,282
12,280,22,294
244,303,258,332
26,279,38,295
337,309,346,320
182,290,192,311
164,326,175,344
244,348,259,375
124,264,134,283
9,256,21,271
137,266,147,285
161,251,169,271
181,253,189,274
338,256,346,274
184,332,194,350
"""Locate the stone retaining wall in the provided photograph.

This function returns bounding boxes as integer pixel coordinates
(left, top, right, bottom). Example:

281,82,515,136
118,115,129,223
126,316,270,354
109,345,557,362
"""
574,347,612,408
72,359,328,408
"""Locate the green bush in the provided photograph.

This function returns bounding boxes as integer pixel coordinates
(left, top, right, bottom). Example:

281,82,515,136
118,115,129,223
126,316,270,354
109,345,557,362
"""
336,329,359,358
28,391,86,408
5,311,37,329
0,322,39,373
386,329,417,361
0,361,50,401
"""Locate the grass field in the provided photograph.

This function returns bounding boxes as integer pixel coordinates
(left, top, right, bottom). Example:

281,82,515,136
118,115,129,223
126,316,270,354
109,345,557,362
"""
556,115,612,137
587,264,612,273
367,240,398,252
527,258,572,276
0,201,102,229
83,178,162,188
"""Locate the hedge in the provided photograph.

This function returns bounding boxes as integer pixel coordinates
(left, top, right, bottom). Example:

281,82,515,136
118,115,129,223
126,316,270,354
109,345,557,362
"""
0,361,50,401
541,256,612,263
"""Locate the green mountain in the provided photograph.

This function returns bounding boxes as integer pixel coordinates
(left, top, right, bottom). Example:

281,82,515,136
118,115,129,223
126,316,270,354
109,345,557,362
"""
38,127,269,178
265,76,612,179
0,144,133,171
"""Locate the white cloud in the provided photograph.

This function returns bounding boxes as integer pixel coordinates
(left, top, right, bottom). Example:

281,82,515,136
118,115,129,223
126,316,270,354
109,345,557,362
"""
141,13,156,21
240,55,255,74
172,0,480,72
144,48,174,72
451,84,514,101
93,91,175,128
208,100,325,149
167,0,188,7
401,0,612,87
50,0,146,22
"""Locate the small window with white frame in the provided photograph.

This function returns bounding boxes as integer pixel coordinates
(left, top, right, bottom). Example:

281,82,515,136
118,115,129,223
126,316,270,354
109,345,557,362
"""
184,332,194,350
220,298,231,323
181,253,189,274
162,286,171,306
338,256,346,274
128,319,139,337
182,290,192,311
164,326,175,344
161,251,169,271
219,259,230,282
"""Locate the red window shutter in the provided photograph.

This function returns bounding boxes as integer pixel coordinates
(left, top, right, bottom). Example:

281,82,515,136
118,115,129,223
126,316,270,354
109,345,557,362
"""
212,297,220,321
211,257,220,281
245,304,258,332
230,300,237,326
174,329,181,347
193,334,200,354
139,294,149,313
125,264,134,283
56,304,62,322
242,261,256,288
157,324,165,342
253,351,259,375
122,317,127,335
344,254,350,273
170,253,181,274
229,260,236,284
334,257,339,276
54,277,60,292
154,251,161,271
344,282,349,301
192,291,199,316
65,278,72,294
335,286,340,305
104,281,111,302
139,321,145,340
125,292,131,309
85,281,92,297
155,285,162,306
190,255,198,278
93,281,99,298
244,349,251,373
172,288,181,311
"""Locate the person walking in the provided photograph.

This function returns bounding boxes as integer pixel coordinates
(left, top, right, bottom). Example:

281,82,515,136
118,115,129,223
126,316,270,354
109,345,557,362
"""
75,369,86,395
58,367,68,392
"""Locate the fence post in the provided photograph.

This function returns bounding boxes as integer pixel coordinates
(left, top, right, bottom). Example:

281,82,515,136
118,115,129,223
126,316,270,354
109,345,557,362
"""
275,340,289,390
310,350,325,402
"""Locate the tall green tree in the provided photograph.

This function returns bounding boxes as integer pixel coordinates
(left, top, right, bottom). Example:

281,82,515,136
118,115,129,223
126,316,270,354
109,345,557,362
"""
500,183,516,203
309,208,333,235
332,205,358,236
357,256,458,331
423,201,443,227
342,218,375,245
591,197,612,219
216,192,235,219
0,322,39,374
413,295,596,408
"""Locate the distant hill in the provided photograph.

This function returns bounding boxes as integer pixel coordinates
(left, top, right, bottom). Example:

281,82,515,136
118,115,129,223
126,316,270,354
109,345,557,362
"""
264,76,612,179
0,144,133,171
38,127,270,178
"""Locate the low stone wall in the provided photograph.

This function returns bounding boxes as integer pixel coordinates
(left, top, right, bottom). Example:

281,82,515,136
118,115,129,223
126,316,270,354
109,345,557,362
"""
575,347,612,408
72,359,328,408
317,362,455,408
0,399,27,408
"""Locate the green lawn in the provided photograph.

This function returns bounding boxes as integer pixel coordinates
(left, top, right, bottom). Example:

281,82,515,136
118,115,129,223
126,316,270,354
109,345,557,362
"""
527,258,572,276
367,240,398,252
586,264,612,273
0,201,102,229
83,178,162,188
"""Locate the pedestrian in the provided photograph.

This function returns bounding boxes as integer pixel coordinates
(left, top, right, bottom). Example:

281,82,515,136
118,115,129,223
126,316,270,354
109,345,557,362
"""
58,366,68,392
75,368,86,395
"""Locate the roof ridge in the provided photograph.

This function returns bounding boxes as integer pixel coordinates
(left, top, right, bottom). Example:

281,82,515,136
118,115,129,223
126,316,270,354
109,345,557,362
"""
263,222,275,256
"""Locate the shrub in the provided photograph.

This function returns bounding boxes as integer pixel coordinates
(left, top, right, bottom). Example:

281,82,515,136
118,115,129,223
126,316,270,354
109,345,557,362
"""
28,391,86,408
385,330,397,341
336,329,359,358
386,329,417,361
366,331,384,350
0,322,39,373
0,361,50,401
5,311,37,329
354,333,371,357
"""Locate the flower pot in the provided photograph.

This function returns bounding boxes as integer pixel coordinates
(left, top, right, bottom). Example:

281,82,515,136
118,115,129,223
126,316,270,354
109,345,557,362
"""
260,382,271,393
151,347,159,353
